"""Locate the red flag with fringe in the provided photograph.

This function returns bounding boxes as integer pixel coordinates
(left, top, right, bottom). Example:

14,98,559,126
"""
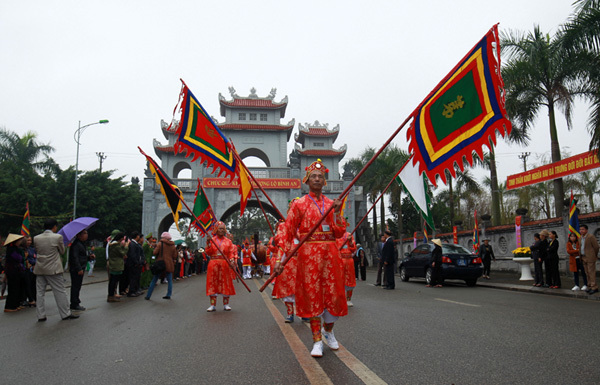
406,24,512,186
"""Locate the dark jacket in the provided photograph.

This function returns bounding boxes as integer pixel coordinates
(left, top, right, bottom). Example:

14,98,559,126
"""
68,238,88,273
432,244,442,265
4,246,25,274
547,239,559,261
381,237,395,264
530,239,548,261
126,240,144,267
478,244,495,261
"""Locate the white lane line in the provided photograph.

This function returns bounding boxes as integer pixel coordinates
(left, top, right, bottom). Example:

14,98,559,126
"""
254,279,334,385
301,310,388,384
435,298,481,307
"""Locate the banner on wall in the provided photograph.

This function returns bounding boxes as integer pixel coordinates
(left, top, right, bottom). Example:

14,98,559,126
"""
452,226,458,244
515,215,522,248
506,150,600,190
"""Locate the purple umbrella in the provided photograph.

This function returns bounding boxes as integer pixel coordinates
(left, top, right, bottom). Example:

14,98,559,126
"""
58,217,98,245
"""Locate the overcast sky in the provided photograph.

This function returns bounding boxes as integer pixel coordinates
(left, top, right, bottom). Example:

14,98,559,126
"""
1,1,588,193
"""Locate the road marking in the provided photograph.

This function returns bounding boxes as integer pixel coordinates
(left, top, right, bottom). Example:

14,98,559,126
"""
435,298,481,307
253,279,333,385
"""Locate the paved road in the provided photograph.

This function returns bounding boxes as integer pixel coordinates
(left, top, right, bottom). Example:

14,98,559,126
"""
2,273,600,384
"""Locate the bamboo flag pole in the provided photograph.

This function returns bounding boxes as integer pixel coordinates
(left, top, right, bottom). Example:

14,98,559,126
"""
259,115,412,292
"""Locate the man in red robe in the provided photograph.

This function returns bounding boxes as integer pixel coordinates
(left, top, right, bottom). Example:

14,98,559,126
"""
241,241,255,279
205,221,237,312
277,159,346,357
337,223,357,307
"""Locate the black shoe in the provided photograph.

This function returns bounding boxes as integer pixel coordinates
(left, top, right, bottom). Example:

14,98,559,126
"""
588,289,598,295
38,317,47,322
62,314,80,320
162,296,171,300
70,305,86,311
374,283,381,286
144,297,150,300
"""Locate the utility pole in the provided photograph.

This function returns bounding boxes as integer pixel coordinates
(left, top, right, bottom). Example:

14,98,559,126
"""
518,152,530,171
96,152,107,172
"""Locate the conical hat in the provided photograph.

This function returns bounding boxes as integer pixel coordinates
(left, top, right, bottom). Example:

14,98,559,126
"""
4,233,24,246
432,238,442,247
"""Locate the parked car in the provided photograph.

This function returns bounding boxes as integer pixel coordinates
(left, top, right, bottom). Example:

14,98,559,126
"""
399,243,483,286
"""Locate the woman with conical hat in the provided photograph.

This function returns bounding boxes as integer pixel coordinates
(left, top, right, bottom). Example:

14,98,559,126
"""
276,159,347,358
3,233,26,312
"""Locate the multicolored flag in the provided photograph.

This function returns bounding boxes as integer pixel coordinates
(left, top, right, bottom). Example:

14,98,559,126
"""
21,202,30,236
423,226,429,243
191,179,216,235
569,190,580,237
406,24,512,186
170,80,252,214
473,210,480,253
138,147,183,231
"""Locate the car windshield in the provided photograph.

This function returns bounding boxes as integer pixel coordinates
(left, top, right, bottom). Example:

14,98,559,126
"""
441,244,472,255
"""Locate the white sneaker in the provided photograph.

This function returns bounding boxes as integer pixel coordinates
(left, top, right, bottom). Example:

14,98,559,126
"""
347,300,354,307
572,285,581,291
206,305,216,312
310,341,323,357
224,305,232,311
581,285,588,291
321,328,339,350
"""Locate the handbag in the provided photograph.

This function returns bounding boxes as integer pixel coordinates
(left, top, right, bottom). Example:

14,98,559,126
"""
150,242,166,275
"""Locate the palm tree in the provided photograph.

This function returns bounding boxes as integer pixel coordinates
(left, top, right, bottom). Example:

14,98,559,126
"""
502,25,584,218
0,127,56,174
573,170,600,211
560,0,600,154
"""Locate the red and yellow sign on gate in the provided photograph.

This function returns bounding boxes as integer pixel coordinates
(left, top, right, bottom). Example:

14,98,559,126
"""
506,150,600,190
203,177,301,190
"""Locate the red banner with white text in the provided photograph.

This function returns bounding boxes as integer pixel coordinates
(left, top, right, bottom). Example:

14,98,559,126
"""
506,151,599,190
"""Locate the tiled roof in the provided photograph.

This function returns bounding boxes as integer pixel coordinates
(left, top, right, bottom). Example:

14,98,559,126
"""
219,122,294,140
219,99,287,109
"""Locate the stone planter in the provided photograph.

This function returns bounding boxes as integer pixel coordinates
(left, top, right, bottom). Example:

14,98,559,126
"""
513,257,534,280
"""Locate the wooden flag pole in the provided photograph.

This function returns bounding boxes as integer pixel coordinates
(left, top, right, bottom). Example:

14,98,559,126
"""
259,115,412,292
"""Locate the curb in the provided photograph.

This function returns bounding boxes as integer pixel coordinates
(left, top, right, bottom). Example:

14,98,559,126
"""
477,282,600,301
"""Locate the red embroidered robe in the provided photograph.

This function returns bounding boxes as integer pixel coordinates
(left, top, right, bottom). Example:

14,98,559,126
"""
205,235,237,296
337,232,357,288
279,192,347,318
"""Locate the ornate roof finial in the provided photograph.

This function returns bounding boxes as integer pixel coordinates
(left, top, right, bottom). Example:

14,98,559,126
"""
268,88,277,100
249,87,258,98
228,86,239,98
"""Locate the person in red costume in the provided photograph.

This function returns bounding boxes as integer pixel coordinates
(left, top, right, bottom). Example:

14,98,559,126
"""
241,241,255,279
337,222,357,307
277,159,346,358
205,221,237,312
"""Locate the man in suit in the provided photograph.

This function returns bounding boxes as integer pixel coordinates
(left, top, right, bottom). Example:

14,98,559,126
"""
381,230,395,290
580,224,600,295
126,231,145,297
33,218,78,321
374,234,385,286
68,229,89,311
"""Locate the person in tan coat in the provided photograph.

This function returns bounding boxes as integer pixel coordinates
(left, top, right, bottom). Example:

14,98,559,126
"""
33,219,78,321
580,224,600,295
145,232,177,300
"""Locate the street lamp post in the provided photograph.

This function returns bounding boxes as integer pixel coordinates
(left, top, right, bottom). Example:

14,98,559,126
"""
73,119,109,219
